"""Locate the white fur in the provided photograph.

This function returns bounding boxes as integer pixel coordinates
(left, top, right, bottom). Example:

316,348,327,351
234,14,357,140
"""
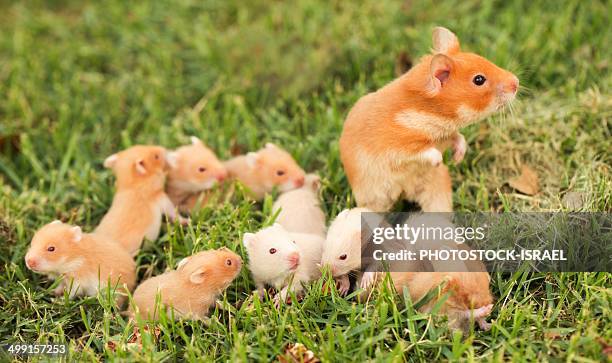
190,136,203,145
273,174,326,237
321,208,371,277
166,151,178,169
243,224,323,303
419,147,443,166
245,152,259,168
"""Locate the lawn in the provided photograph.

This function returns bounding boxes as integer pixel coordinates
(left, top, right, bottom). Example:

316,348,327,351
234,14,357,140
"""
0,0,610,361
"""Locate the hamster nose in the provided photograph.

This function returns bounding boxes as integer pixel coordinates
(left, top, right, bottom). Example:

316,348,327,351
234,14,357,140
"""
25,257,37,269
288,252,300,265
508,76,519,94
217,170,228,182
295,176,305,187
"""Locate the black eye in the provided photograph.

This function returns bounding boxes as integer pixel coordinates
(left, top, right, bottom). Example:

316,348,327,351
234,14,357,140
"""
47,246,55,252
269,248,277,254
276,170,285,176
473,75,486,86
154,154,160,160
292,240,296,244
198,167,206,172
226,259,232,266
339,254,347,260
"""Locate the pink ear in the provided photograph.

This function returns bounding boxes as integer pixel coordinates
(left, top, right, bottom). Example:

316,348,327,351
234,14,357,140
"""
427,54,453,96
135,159,147,174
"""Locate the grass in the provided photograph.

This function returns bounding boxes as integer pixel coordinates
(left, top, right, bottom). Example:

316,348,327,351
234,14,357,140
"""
0,0,610,361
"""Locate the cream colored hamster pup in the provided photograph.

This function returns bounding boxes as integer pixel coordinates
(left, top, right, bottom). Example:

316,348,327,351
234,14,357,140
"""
272,173,326,237
130,248,242,320
225,143,306,201
320,208,375,296
166,136,228,213
25,220,136,305
95,145,189,255
243,223,324,305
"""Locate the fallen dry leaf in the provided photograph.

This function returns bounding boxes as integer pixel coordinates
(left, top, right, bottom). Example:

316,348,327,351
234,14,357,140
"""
508,165,540,195
278,343,320,363
561,191,586,210
106,325,161,352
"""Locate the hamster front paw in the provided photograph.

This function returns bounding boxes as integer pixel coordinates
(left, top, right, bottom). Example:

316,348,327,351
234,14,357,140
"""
477,318,492,331
420,147,443,167
53,284,65,296
359,271,377,291
335,275,350,296
452,133,467,164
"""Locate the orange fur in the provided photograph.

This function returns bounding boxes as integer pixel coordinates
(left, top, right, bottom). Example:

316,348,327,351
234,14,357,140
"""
224,143,306,200
340,27,518,212
130,248,242,320
166,137,227,213
25,221,136,306
95,145,188,255
390,271,493,331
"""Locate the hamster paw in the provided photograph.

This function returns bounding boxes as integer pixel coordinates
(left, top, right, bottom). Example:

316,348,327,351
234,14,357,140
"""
273,295,282,309
359,271,377,291
421,148,443,167
53,285,65,296
477,318,492,331
336,275,350,296
179,216,191,226
452,133,467,164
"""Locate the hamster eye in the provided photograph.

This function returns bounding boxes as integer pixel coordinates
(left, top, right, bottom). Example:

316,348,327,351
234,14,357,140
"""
473,75,486,86
269,248,277,254
276,170,285,176
47,246,55,252
154,154,160,160
225,258,232,266
292,240,296,244
339,254,347,260
198,167,207,172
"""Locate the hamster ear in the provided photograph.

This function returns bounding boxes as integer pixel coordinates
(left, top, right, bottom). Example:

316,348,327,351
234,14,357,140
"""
426,54,453,96
103,154,118,169
245,152,259,168
337,209,350,219
176,257,190,270
166,152,178,169
189,267,207,284
307,174,321,191
190,136,203,146
134,159,147,174
265,142,276,149
243,233,257,248
432,26,460,54
50,220,62,225
71,226,82,243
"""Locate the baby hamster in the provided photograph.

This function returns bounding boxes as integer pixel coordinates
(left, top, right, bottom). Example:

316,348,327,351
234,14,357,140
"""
166,136,228,213
320,207,375,295
339,27,519,212
25,220,136,305
225,143,305,201
272,173,326,237
95,145,189,255
390,271,493,331
129,248,242,320
243,223,324,305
